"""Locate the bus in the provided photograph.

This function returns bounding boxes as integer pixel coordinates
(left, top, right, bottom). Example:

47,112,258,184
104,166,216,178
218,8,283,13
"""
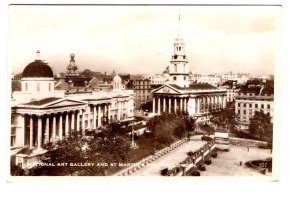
214,129,230,151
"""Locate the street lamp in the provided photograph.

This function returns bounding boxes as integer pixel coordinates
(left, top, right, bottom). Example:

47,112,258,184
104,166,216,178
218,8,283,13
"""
129,123,138,149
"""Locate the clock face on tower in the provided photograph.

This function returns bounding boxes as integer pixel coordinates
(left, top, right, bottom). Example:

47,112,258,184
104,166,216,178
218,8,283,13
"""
70,53,75,58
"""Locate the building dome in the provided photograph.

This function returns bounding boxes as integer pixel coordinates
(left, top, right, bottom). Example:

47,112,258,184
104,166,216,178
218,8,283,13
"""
22,60,54,78
113,74,121,82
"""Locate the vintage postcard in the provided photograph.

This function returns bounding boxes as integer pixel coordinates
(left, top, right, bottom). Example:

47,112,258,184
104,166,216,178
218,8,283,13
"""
8,4,281,180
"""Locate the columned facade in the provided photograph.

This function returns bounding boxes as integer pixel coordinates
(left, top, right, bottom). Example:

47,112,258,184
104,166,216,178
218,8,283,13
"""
152,87,227,120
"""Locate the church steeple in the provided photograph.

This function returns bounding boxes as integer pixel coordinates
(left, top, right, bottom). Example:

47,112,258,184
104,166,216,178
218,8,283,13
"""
168,14,190,87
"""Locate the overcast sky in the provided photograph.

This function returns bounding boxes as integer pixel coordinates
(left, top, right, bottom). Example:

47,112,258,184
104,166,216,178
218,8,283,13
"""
9,5,281,76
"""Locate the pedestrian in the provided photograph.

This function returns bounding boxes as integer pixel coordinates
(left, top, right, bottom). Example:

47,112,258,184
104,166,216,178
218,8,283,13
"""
239,161,243,166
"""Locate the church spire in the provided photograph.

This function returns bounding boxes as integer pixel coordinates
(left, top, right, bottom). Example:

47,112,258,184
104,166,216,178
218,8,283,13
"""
176,14,182,40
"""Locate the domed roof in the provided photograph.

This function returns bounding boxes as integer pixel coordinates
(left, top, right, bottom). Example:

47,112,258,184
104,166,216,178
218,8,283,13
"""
113,74,121,82
22,60,54,78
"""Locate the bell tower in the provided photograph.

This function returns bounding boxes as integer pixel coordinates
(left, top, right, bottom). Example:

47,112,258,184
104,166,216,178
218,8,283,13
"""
169,14,190,87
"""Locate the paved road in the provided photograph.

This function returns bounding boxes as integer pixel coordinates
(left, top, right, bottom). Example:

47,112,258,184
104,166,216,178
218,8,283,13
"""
201,145,271,176
130,136,272,176
131,135,206,176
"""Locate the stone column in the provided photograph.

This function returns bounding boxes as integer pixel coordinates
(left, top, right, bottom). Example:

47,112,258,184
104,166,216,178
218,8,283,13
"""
158,97,161,115
184,98,187,112
52,115,56,143
76,111,80,131
29,115,33,148
109,104,111,123
180,98,182,112
37,116,42,149
104,104,107,123
82,110,85,132
153,97,156,113
118,101,121,121
71,112,75,130
174,98,177,113
169,98,171,113
44,116,49,144
98,105,101,127
163,97,166,112
65,113,69,137
198,98,200,113
59,114,63,140
93,106,97,128
87,106,91,128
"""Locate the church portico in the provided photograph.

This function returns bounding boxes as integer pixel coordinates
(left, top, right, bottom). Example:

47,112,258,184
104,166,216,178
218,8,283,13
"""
152,84,226,119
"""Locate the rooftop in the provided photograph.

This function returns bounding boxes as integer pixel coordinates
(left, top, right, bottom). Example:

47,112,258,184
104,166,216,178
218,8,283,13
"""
170,83,217,90
24,97,60,106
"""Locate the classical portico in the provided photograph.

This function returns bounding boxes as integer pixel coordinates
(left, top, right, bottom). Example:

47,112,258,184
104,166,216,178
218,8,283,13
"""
13,98,87,149
152,84,226,119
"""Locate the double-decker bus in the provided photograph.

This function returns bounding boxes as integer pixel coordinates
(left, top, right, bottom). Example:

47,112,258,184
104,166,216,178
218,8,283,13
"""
214,129,230,151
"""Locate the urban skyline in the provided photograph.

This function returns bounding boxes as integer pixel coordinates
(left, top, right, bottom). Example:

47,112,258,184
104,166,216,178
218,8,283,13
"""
10,6,279,76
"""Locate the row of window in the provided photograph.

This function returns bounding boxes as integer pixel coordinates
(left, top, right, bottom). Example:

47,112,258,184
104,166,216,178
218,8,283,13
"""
237,102,271,109
133,81,151,85
24,82,52,92
135,90,151,94
134,85,151,89
237,109,271,116
137,96,149,101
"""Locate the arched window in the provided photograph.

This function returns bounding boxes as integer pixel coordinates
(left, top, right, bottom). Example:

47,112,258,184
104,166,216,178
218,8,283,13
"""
174,64,177,72
25,83,28,91
179,46,181,51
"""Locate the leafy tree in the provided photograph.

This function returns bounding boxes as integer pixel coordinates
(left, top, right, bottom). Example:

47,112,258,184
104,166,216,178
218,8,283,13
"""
81,69,94,78
29,130,130,176
249,110,273,143
140,101,152,111
147,112,195,143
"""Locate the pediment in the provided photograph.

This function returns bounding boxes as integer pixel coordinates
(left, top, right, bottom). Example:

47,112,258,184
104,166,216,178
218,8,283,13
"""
45,99,86,108
153,85,181,94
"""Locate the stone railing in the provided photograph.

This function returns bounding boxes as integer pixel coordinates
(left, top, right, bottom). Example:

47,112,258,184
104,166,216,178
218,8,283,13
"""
113,138,188,176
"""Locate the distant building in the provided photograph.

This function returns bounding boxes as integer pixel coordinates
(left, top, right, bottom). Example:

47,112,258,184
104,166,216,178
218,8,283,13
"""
132,78,151,109
235,80,274,129
12,73,22,80
195,74,221,87
145,74,166,85
221,71,250,84
221,80,240,103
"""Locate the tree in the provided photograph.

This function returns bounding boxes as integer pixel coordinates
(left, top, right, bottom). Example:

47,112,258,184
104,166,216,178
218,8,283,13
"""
140,101,152,112
81,69,94,78
29,130,130,176
147,112,195,142
249,110,273,142
214,107,236,131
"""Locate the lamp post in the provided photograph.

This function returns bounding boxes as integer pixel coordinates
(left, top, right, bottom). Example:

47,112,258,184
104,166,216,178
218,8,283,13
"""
130,123,137,149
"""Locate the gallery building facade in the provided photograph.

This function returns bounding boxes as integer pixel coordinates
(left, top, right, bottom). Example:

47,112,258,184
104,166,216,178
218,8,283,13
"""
11,52,134,166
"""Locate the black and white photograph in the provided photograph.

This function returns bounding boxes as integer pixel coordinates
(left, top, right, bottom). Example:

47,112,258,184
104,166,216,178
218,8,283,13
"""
8,4,281,179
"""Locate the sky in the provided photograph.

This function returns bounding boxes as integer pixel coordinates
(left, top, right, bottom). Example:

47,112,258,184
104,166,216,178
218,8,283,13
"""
9,5,281,76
